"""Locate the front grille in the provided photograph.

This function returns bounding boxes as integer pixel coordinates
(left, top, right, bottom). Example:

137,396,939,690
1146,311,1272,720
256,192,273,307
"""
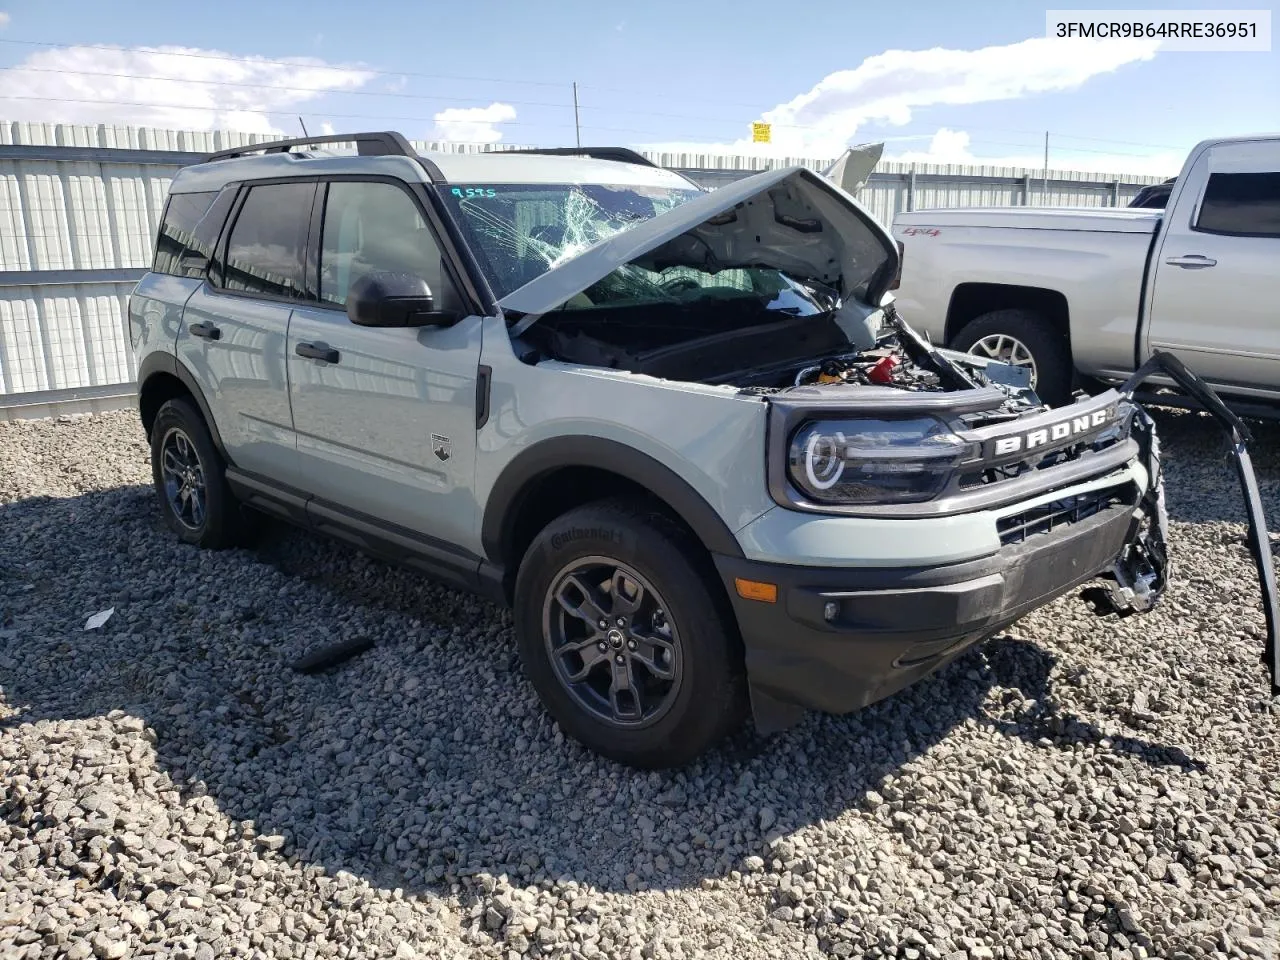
997,488,1128,546
959,431,1124,490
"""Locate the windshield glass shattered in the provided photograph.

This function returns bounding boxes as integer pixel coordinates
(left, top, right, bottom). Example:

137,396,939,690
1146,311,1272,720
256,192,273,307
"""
560,262,837,317
439,183,700,299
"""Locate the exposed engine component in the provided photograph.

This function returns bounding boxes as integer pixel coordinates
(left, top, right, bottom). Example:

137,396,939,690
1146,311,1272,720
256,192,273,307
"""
793,345,943,392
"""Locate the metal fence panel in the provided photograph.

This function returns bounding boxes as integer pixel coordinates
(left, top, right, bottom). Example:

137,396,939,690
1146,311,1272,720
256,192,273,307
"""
0,122,1170,406
0,282,132,394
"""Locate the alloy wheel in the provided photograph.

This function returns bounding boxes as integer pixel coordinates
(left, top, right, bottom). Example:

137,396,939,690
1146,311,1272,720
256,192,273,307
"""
542,556,683,729
968,333,1039,388
160,426,207,531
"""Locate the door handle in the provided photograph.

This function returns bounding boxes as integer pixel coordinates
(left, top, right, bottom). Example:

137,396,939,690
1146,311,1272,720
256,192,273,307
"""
1165,254,1217,269
188,321,222,340
295,341,340,364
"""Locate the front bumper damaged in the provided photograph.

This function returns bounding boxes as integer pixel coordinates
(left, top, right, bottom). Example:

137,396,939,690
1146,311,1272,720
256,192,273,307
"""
721,350,1278,734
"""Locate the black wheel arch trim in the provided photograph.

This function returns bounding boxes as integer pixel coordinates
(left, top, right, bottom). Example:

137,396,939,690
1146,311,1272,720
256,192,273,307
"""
136,352,230,461
481,436,745,564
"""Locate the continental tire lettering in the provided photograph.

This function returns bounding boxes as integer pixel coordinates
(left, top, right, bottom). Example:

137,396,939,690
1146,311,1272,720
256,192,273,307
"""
550,527,625,550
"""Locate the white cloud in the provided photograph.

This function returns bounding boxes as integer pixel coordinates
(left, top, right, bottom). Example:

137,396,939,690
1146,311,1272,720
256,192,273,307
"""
0,12,10,28
0,44,374,134
320,121,336,136
430,102,516,143
643,35,1160,160
888,127,1183,177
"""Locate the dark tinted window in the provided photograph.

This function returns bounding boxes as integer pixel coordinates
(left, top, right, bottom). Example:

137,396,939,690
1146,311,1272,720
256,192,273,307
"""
319,181,441,306
1196,172,1280,237
153,191,216,276
175,189,236,280
220,182,313,298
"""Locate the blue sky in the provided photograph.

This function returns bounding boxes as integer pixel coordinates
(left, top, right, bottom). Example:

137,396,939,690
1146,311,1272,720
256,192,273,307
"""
0,0,1275,175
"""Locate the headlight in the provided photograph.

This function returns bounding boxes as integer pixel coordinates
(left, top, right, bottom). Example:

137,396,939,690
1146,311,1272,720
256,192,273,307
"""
787,417,974,505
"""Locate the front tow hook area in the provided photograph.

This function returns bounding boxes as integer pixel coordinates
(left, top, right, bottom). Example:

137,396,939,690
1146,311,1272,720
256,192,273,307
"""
1084,350,1278,698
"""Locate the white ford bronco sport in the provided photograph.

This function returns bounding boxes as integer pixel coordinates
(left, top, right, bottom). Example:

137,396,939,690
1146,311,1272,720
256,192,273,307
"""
130,132,1276,769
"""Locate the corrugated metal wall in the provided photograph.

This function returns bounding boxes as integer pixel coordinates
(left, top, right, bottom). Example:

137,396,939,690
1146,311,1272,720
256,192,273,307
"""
0,121,1166,408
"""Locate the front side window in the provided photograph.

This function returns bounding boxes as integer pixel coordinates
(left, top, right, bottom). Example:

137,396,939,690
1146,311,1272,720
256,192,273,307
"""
152,191,216,276
439,182,701,299
1195,171,1280,237
220,182,313,298
319,181,441,306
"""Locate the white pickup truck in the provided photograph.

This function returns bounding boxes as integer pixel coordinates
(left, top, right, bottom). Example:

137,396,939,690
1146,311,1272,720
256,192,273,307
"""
891,134,1280,409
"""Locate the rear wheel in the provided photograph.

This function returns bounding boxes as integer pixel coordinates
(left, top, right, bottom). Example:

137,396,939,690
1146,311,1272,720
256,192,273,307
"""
150,398,248,549
952,308,1074,407
513,499,745,769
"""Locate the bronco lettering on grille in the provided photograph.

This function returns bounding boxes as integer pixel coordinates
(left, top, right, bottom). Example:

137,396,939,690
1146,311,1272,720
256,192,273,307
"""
991,407,1112,458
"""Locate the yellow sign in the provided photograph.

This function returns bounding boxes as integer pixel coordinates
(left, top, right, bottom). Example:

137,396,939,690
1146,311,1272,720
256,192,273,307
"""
751,122,771,144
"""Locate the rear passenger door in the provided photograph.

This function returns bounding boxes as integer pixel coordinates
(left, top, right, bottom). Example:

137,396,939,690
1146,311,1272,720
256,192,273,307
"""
178,180,316,485
286,178,483,551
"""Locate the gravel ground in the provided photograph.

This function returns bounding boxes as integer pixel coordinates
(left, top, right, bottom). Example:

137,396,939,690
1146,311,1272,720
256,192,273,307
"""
1,407,1278,960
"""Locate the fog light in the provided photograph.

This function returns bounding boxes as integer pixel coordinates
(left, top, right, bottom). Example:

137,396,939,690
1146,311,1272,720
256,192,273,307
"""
823,601,839,622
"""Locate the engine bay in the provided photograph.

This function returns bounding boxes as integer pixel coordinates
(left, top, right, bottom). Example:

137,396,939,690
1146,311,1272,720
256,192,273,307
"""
517,297,1042,417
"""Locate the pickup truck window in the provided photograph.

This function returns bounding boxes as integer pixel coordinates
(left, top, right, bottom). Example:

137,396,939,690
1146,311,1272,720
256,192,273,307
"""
1195,172,1280,238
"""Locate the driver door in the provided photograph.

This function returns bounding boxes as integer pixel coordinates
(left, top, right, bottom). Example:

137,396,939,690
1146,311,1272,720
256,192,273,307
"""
286,178,483,550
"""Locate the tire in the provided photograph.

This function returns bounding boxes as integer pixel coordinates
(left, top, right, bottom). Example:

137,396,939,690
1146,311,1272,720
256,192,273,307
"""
149,397,248,549
952,309,1074,407
513,498,746,769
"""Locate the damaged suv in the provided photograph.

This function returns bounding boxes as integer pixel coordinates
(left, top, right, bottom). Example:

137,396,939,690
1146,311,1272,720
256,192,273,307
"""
130,132,1274,770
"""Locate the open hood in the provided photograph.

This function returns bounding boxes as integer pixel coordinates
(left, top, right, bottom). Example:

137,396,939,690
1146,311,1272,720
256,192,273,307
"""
821,142,884,195
496,165,898,327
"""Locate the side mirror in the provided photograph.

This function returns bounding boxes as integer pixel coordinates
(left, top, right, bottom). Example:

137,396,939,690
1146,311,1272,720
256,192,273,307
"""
346,271,459,328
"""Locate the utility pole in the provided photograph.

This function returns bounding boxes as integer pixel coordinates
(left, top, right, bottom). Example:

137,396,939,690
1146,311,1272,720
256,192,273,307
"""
1043,131,1049,202
572,82,582,148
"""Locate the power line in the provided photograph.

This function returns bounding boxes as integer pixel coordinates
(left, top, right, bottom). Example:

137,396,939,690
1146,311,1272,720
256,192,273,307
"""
1,64,575,111
0,64,847,132
0,37,570,89
0,39,1189,153
0,93,1187,160
0,42,1189,158
0,94,569,130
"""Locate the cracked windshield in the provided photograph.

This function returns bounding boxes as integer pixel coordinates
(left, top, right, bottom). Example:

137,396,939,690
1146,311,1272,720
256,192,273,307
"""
441,182,697,299
441,182,833,316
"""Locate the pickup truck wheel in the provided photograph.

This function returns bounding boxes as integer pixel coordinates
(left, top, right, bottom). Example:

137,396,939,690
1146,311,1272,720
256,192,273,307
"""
514,499,746,769
952,309,1073,406
150,398,248,549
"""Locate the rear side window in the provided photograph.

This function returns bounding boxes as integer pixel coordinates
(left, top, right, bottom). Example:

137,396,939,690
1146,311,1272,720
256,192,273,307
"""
1195,172,1280,237
219,182,314,299
152,191,217,276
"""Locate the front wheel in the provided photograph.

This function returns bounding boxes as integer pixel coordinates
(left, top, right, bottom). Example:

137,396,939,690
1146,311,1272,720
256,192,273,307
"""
513,499,746,769
952,308,1074,407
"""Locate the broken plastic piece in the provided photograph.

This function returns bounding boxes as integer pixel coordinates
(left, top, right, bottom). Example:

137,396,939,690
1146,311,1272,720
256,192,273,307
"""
291,636,375,674
84,608,114,631
1119,350,1279,697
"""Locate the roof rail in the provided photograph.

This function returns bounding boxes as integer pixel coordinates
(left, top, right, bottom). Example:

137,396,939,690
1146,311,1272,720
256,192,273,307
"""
205,131,416,163
503,146,657,168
